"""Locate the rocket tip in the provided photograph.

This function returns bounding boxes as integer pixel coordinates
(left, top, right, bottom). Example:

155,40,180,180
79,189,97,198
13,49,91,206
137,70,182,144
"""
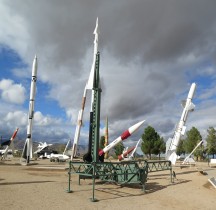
94,18,99,34
139,120,145,125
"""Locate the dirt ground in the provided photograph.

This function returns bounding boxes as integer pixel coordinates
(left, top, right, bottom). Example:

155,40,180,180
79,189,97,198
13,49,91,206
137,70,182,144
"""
0,158,216,210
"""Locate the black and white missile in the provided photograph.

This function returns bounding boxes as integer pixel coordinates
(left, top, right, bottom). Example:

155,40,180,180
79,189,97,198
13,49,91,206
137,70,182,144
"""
71,18,98,160
21,55,38,165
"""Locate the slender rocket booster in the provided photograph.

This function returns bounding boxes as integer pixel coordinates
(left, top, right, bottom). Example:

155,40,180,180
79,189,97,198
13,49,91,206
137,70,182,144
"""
118,146,135,161
129,138,141,159
71,18,99,159
166,83,196,165
71,88,87,159
2,128,19,160
182,140,203,164
21,55,38,164
99,120,145,156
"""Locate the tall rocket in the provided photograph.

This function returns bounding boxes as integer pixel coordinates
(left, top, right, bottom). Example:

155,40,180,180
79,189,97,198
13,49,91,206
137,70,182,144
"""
166,83,196,165
71,18,99,160
21,55,38,164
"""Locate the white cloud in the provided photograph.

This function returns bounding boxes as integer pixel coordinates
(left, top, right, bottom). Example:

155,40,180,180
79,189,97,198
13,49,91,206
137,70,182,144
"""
0,79,26,104
4,110,27,127
34,111,62,126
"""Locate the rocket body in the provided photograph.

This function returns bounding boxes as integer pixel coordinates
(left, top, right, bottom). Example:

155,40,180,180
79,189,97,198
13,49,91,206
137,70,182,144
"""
2,128,19,159
71,88,87,159
99,120,145,156
166,83,196,165
71,18,99,159
21,56,38,164
118,146,135,161
182,140,203,164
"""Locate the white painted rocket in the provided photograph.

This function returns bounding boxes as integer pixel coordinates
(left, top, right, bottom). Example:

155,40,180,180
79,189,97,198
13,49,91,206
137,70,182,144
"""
182,140,203,164
71,18,99,159
1,128,19,160
129,138,141,159
21,55,38,164
99,120,145,156
71,88,87,159
166,83,196,165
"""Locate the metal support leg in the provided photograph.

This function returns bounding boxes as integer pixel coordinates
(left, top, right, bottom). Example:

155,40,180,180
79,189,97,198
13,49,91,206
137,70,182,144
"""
66,161,72,193
91,162,98,202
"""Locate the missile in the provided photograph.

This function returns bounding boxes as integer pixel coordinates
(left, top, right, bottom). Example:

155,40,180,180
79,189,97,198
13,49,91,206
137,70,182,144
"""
71,87,87,159
86,17,98,90
129,138,141,159
166,83,196,165
118,146,135,161
99,120,145,156
2,128,19,160
21,55,38,164
182,140,203,164
71,18,99,160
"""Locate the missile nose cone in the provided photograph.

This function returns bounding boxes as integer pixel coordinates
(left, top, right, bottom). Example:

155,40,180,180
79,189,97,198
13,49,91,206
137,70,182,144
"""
188,82,196,99
93,17,99,34
128,120,145,134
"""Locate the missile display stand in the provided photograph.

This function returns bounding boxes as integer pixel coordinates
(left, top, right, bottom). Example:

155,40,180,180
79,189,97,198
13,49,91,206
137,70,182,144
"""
67,51,173,201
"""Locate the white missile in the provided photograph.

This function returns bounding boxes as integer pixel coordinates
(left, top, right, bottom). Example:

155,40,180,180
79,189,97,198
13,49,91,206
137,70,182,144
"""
182,140,203,164
71,87,87,159
166,83,196,165
71,18,99,159
21,55,38,164
129,138,141,159
99,120,145,156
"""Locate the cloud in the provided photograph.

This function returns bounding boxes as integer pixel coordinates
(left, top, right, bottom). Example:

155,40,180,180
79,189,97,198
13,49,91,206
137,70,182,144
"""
0,0,216,143
0,79,26,104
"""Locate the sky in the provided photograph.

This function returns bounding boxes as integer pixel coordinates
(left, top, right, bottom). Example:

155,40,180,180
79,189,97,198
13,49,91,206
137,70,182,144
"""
1,0,216,149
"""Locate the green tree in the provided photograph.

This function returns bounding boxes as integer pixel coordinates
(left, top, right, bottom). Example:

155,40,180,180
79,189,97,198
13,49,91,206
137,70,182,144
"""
141,126,160,159
176,139,185,156
206,127,216,158
99,136,105,149
114,142,124,156
152,137,166,160
184,127,202,159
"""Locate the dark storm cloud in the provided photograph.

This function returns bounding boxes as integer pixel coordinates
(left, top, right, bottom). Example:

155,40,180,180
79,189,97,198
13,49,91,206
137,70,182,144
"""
1,0,216,141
